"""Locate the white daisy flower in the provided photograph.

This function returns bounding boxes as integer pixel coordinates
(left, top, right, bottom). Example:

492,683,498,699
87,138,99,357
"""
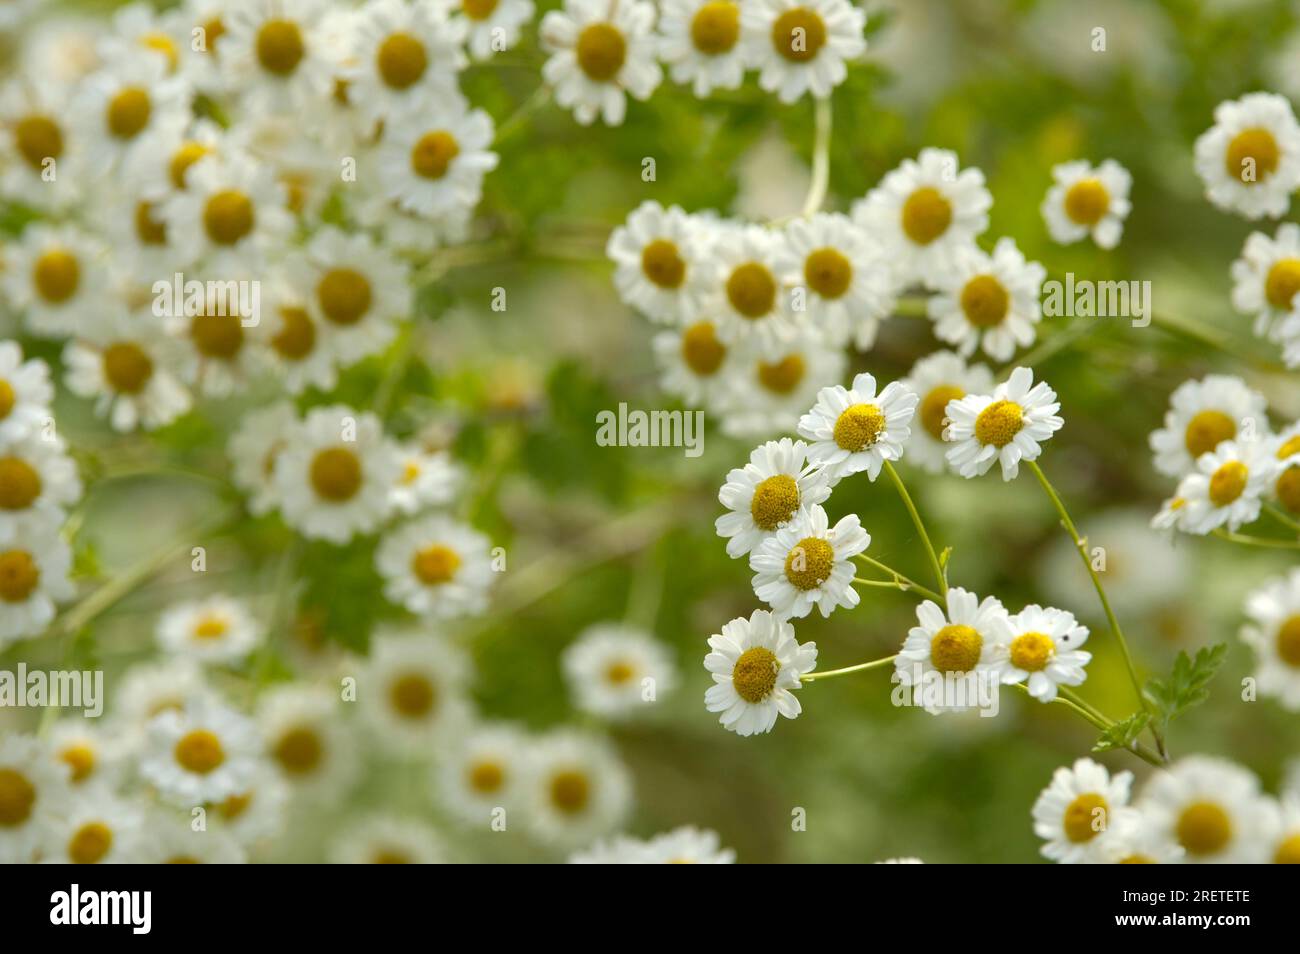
220,0,336,114
743,0,866,103
70,55,189,173
346,0,467,125
1090,810,1184,865
607,200,713,325
708,224,798,357
715,437,830,559
272,404,402,544
48,721,125,791
108,659,216,743
359,627,475,754
1194,92,1300,220
1139,756,1271,863
64,314,191,434
208,762,290,849
641,825,736,863
1261,793,1300,864
895,587,1009,713
897,350,994,475
175,0,234,93
161,280,269,399
41,795,144,865
259,684,360,802
540,0,662,127
1268,421,1300,516
375,101,498,221
390,445,463,516
943,366,1063,480
1,223,109,339
797,371,918,483
523,729,632,846
1040,159,1133,249
0,74,83,211
704,608,817,736
437,722,528,827
926,237,1047,361
375,514,495,619
156,594,262,666
562,622,678,719
1230,222,1300,344
777,212,894,349
330,814,443,864
1032,758,1136,864
138,700,262,807
0,343,52,444
1171,438,1277,535
441,0,534,61
0,429,83,529
653,320,736,407
1240,568,1300,711
0,512,74,647
284,227,410,367
99,2,188,77
749,503,869,619
0,734,72,864
1148,374,1268,478
127,116,227,198
135,813,246,864
990,604,1091,702
228,401,298,518
252,284,339,395
657,0,748,96
852,148,992,287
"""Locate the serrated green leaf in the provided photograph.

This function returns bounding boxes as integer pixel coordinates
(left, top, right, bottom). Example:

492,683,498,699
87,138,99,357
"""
1143,643,1228,733
1092,711,1151,753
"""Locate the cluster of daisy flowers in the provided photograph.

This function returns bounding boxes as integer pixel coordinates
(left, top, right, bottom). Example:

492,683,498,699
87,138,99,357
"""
1032,755,1300,865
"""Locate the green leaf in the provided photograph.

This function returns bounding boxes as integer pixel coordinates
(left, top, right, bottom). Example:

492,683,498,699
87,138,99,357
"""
1092,711,1151,754
1143,643,1229,733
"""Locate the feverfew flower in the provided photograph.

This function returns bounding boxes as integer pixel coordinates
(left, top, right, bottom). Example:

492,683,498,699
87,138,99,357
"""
898,350,994,475
1230,222,1300,341
1040,159,1132,249
540,0,662,127
704,609,816,736
607,201,713,325
653,319,736,407
437,723,528,826
138,700,262,807
1148,374,1268,478
709,224,798,357
0,734,72,864
926,237,1047,362
359,628,474,754
1239,568,1300,711
657,0,748,96
1194,93,1300,220
743,0,866,103
346,0,467,125
1138,756,1271,864
797,371,918,483
443,0,534,61
155,594,262,666
374,514,495,619
641,826,737,863
0,344,52,444
749,503,869,619
895,588,1009,713
1170,438,1276,535
714,327,846,438
991,604,1091,702
562,623,678,719
524,730,632,846
716,438,830,558
1031,758,1136,864
943,367,1063,480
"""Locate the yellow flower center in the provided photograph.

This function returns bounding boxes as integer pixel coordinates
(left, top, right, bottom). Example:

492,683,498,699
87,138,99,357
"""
691,1,740,54
1177,801,1232,856
68,821,113,864
317,268,372,325
309,447,362,502
804,247,852,299
920,385,964,441
169,142,211,190
272,307,316,359
218,792,253,819
974,399,1023,448
1119,854,1155,864
134,201,167,245
1265,258,1300,309
1225,127,1280,184
1276,465,1300,514
1063,792,1108,843
757,355,805,394
1183,409,1235,458
605,660,635,684
0,549,38,603
549,769,590,814
412,544,461,584
833,403,885,452
0,457,41,510
960,274,1010,328
1274,832,1300,864
771,7,826,62
33,249,80,304
1009,631,1055,672
192,615,228,639
468,760,504,793
142,32,180,72
59,744,96,783
783,535,835,590
900,186,952,245
174,729,225,775
202,18,226,53
575,23,626,82
100,342,153,397
0,767,35,827
106,87,151,139
462,0,499,19
1276,614,1300,667
376,32,428,90
410,130,459,179
0,380,11,419
1208,460,1248,507
750,474,799,531
929,623,983,674
256,19,305,76
191,311,244,359
1063,178,1110,226
726,262,777,318
273,727,322,775
680,321,726,375
13,115,63,169
640,238,686,289
202,189,254,246
731,646,780,703
390,673,436,718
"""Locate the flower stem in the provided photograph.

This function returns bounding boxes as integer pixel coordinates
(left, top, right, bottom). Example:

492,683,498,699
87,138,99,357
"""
494,86,550,145
1013,685,1165,767
801,654,898,683
800,95,833,217
1025,460,1162,757
883,461,947,599
1263,502,1300,535
1212,528,1300,550
852,553,944,605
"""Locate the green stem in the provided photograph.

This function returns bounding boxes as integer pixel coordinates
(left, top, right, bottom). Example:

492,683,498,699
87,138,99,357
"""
1026,460,1162,756
801,654,897,683
852,576,941,602
800,95,833,217
852,554,944,605
494,86,550,145
1212,528,1300,550
1263,502,1300,535
1013,685,1165,768
883,461,947,598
